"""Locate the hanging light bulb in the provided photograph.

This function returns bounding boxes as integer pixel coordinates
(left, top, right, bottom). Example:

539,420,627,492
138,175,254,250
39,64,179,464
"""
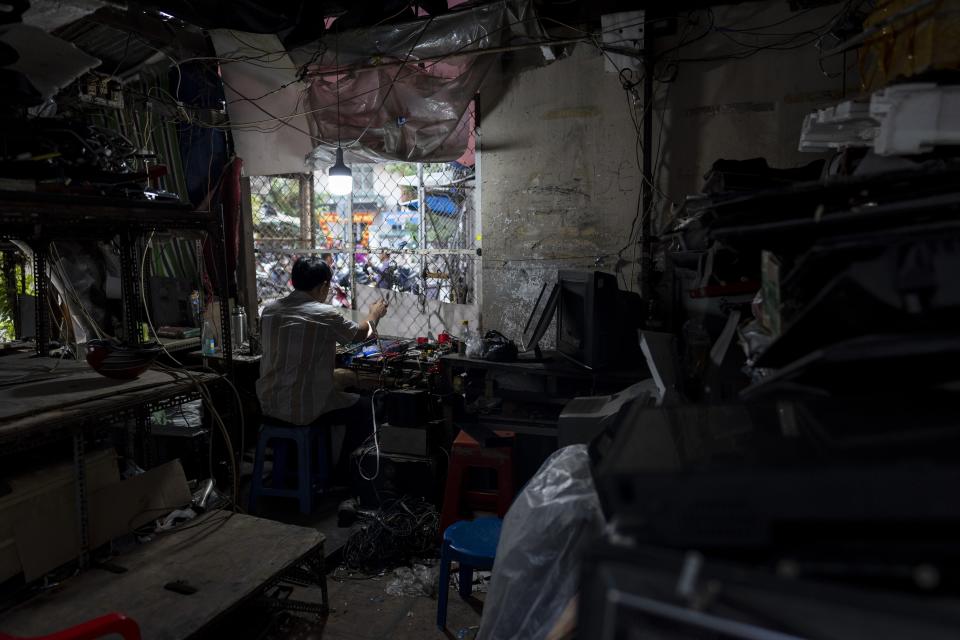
328,25,353,197
328,146,353,196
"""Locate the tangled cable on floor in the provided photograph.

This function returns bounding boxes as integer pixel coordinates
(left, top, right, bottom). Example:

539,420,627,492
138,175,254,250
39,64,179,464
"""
341,497,440,571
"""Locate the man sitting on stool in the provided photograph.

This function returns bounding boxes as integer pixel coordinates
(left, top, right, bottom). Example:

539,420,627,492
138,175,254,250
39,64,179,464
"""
257,256,388,479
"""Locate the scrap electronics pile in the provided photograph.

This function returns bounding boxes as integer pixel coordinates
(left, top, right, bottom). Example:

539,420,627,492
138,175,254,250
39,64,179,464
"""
340,497,440,571
336,334,456,386
335,342,452,569
0,117,177,201
663,157,960,400
336,336,453,507
579,152,960,635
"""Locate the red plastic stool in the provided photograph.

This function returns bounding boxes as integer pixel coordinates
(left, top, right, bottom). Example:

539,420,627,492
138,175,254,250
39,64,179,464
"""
0,613,141,640
440,430,515,533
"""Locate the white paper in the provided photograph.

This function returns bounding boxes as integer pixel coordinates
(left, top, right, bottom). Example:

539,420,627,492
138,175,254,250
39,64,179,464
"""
211,30,314,176
709,309,741,366
0,24,100,99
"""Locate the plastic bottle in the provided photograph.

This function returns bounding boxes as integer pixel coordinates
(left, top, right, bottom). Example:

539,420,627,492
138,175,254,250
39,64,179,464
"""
190,291,201,326
202,319,217,355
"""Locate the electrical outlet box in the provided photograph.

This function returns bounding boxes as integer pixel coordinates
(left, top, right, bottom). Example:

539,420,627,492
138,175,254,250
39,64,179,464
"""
79,73,124,109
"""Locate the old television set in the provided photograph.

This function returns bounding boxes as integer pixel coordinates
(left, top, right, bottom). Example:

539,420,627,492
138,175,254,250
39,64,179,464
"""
556,270,641,370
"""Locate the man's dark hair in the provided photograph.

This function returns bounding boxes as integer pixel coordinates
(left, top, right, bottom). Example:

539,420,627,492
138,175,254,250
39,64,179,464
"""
291,256,332,291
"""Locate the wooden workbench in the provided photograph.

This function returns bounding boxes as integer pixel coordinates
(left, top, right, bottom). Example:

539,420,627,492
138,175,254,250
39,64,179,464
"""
0,352,219,450
0,512,326,640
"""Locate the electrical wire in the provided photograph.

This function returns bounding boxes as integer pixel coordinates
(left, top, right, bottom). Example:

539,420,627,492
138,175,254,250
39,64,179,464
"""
593,2,860,287
157,362,241,509
210,16,580,131
669,2,861,65
715,7,818,34
140,230,246,510
340,14,436,149
217,9,665,138
111,7,849,140
358,388,387,481
341,496,440,570
48,242,106,341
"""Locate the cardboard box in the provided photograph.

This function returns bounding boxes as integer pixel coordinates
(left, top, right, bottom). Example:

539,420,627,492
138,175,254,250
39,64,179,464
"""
0,453,191,582
0,449,118,583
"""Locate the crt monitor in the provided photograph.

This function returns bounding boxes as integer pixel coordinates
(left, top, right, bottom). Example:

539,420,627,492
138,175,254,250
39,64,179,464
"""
521,281,559,353
557,270,639,370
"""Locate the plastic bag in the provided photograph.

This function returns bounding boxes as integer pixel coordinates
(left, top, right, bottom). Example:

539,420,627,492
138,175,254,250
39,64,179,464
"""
465,328,484,359
477,445,604,640
386,562,439,597
169,399,203,429
300,0,549,164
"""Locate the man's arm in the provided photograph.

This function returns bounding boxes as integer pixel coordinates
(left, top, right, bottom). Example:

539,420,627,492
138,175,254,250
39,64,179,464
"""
351,300,389,341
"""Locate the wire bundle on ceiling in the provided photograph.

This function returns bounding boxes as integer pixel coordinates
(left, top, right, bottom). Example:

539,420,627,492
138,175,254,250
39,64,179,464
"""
341,497,440,570
106,13,592,141
594,1,871,289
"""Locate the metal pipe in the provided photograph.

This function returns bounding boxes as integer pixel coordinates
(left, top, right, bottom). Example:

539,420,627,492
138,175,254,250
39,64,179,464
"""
417,163,427,310
303,38,588,77
640,26,655,300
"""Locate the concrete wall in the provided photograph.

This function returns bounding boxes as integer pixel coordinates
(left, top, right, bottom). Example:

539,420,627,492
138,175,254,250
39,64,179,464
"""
478,45,641,344
478,1,853,340
654,2,855,203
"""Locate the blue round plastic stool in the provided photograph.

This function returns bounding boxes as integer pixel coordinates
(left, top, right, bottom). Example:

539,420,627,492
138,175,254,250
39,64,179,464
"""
437,517,502,630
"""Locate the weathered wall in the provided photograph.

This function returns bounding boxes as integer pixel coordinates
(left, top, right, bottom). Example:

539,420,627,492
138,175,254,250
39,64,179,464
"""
479,45,640,343
479,1,852,340
655,2,854,204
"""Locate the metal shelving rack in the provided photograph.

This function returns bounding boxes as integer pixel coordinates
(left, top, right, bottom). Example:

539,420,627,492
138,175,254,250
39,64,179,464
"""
0,190,235,571
0,191,234,370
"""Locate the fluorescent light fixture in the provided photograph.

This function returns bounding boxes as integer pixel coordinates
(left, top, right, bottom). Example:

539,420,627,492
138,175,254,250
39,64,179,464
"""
328,146,353,196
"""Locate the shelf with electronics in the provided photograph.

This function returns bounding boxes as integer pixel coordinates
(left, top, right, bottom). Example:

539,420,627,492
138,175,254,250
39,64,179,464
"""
0,189,241,583
0,190,234,362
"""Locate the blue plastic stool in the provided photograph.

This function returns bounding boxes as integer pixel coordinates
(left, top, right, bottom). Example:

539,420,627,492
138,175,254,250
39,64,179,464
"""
248,421,332,515
437,517,502,630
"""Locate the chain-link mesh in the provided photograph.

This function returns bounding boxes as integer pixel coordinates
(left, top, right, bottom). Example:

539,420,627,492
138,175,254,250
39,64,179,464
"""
251,104,478,336
251,174,306,305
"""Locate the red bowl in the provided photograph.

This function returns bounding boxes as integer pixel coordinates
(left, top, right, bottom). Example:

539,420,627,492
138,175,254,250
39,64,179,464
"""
86,340,162,380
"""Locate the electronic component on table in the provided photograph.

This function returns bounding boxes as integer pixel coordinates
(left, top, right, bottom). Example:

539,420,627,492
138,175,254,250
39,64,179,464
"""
359,339,408,359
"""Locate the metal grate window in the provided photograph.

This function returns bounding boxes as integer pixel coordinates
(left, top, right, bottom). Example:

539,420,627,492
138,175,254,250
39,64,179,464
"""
250,107,479,337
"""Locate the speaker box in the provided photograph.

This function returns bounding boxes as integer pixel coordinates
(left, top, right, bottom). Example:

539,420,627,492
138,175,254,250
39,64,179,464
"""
350,448,443,508
385,389,430,427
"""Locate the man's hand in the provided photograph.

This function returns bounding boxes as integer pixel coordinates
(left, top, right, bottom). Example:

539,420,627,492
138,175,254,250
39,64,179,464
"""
369,300,388,321
354,300,390,342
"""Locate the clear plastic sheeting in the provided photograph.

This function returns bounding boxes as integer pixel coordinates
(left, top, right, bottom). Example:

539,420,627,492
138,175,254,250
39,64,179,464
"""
295,0,549,164
477,445,605,640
